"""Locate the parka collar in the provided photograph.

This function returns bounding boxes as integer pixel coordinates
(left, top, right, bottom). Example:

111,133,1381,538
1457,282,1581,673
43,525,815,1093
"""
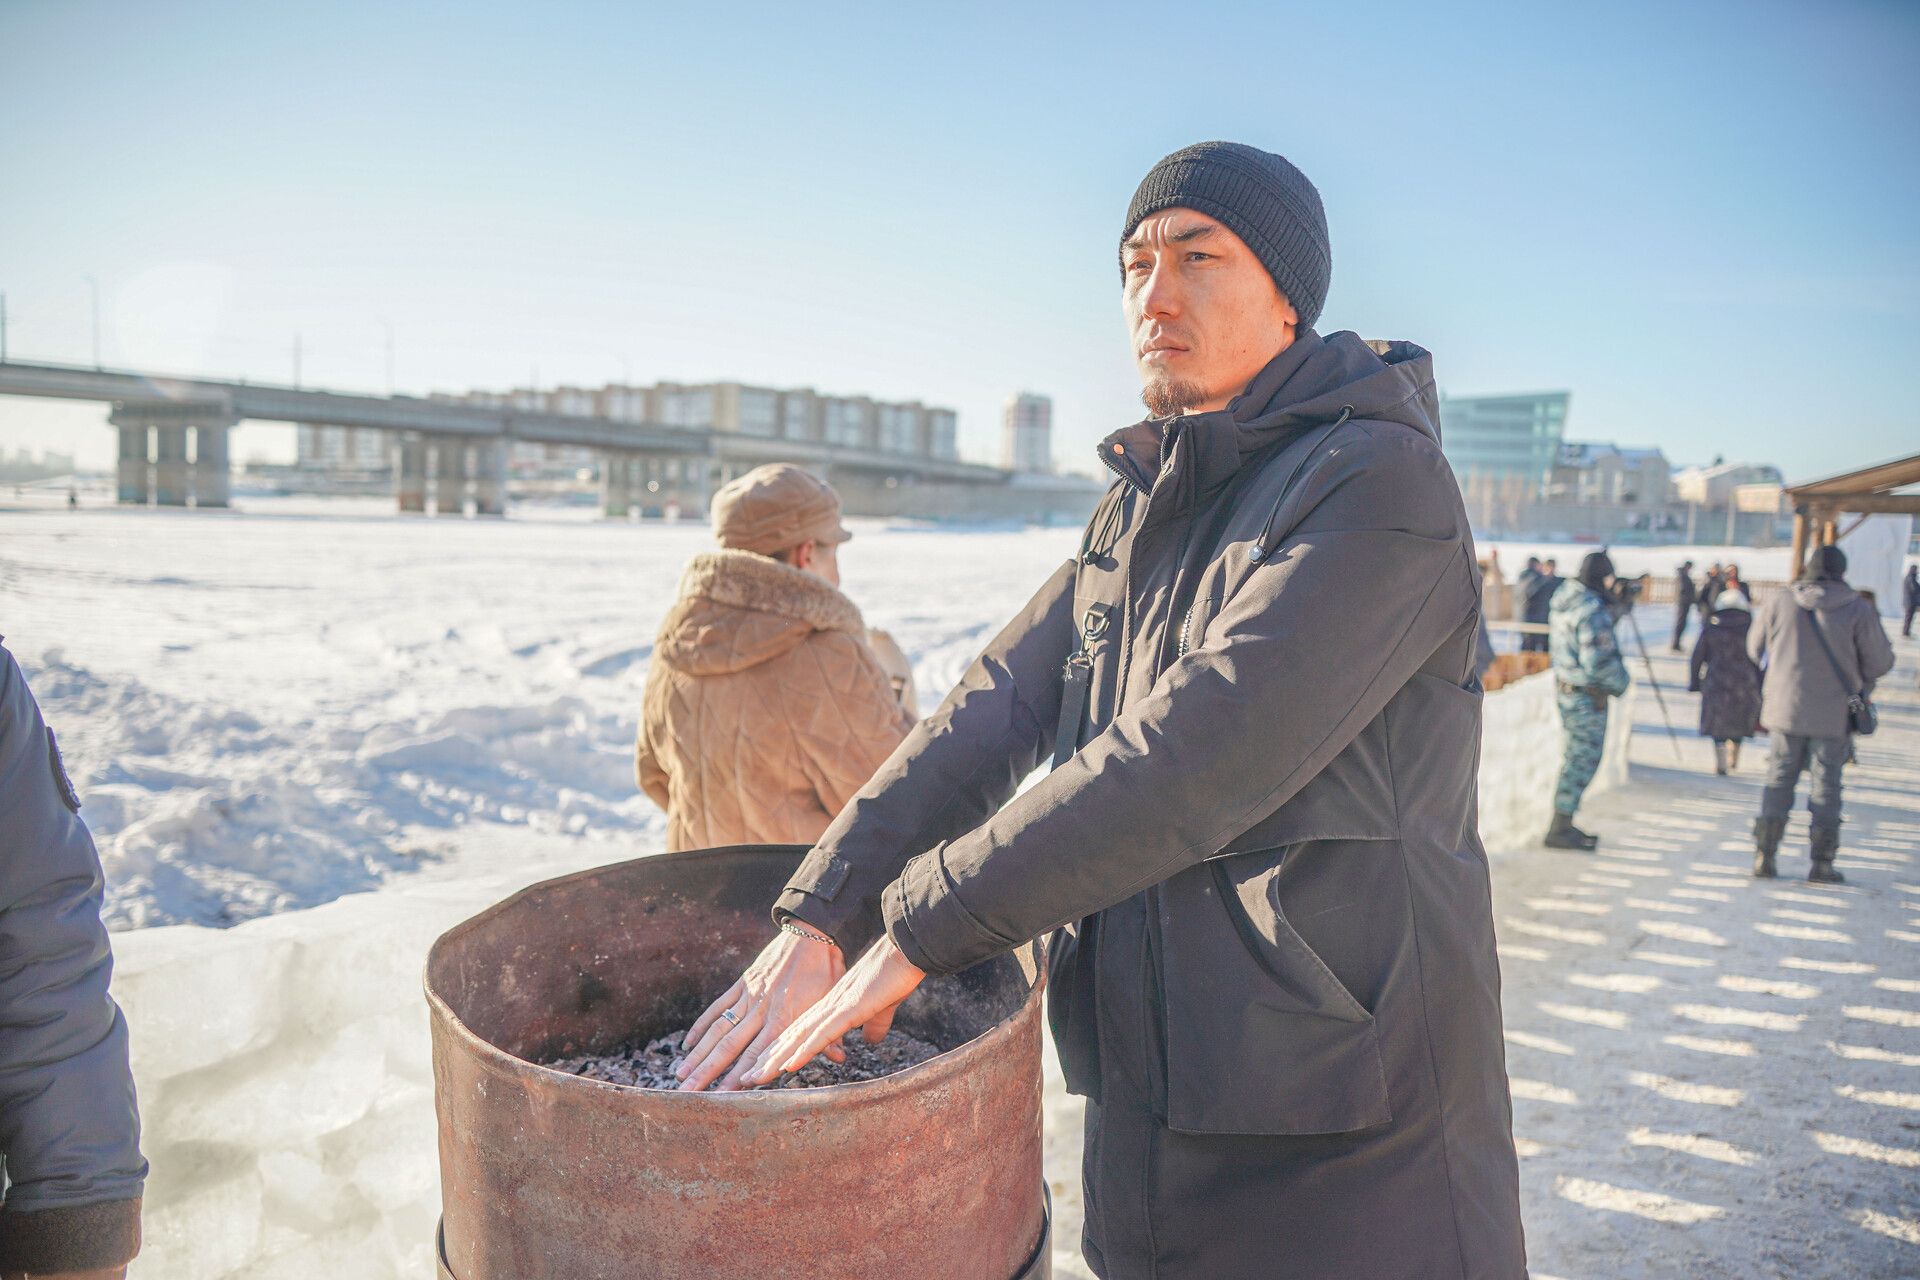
1094,329,1439,518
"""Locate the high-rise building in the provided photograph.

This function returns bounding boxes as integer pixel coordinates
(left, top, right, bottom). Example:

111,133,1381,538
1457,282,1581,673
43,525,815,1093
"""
1437,391,1569,495
1001,393,1052,474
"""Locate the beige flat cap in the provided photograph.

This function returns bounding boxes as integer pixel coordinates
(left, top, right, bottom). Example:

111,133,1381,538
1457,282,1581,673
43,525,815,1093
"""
710,464,851,554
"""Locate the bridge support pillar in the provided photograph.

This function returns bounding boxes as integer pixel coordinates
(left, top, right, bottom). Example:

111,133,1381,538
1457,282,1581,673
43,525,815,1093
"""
153,427,191,506
109,398,239,511
117,426,150,504
634,457,663,517
396,436,427,512
667,455,714,521
602,454,635,518
472,441,508,516
193,425,230,508
432,437,467,515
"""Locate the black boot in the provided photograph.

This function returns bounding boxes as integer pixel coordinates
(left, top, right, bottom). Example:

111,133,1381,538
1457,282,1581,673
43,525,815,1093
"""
1752,816,1785,878
1545,811,1599,852
1808,824,1845,884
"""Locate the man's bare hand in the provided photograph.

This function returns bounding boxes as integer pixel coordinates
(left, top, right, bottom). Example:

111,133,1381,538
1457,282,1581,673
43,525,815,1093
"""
744,933,926,1086
675,927,844,1092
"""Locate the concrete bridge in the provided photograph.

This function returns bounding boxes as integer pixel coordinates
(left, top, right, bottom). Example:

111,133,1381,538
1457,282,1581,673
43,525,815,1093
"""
0,360,1099,521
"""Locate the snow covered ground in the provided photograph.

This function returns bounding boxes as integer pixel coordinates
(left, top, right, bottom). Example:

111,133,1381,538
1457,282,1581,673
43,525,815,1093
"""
3,495,1914,1277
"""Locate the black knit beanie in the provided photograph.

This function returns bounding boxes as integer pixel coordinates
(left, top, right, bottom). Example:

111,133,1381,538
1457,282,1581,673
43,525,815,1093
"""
1121,141,1332,331
1808,545,1848,581
1579,550,1616,592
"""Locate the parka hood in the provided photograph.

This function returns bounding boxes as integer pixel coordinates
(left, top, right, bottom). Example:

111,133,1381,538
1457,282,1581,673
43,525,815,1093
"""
1551,576,1605,613
1791,579,1859,613
655,549,867,675
1099,329,1439,498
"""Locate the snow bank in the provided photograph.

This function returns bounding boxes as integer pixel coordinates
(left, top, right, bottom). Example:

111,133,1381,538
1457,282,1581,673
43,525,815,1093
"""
1477,672,1633,853
32,651,657,929
112,848,615,1280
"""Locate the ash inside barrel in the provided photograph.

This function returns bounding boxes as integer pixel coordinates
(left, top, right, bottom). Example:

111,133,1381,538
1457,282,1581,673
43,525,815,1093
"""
547,1027,944,1090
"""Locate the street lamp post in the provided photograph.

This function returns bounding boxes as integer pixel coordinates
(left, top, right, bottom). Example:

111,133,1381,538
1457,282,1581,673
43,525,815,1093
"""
84,274,101,368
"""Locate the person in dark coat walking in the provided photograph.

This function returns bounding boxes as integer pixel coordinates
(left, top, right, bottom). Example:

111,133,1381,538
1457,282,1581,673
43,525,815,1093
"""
1903,564,1918,638
1688,589,1761,775
677,141,1526,1280
1520,556,1559,652
0,641,147,1279
1670,560,1697,651
1748,546,1895,881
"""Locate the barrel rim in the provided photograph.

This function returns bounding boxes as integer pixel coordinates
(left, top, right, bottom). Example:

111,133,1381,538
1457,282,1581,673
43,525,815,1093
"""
423,843,1045,1105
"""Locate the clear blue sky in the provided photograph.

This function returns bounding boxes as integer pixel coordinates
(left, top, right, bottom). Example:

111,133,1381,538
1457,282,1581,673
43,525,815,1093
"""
1,0,1914,479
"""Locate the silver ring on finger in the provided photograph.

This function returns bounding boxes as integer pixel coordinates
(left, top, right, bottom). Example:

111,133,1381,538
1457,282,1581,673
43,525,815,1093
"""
720,1008,742,1026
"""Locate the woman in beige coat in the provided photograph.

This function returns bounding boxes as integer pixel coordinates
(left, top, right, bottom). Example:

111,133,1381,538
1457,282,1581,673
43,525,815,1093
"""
636,465,915,852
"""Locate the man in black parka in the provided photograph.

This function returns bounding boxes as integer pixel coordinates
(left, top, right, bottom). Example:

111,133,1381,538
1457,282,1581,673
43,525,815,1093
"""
677,142,1527,1280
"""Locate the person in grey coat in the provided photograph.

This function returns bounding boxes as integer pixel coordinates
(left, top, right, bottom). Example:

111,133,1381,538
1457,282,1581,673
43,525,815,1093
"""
1748,546,1895,880
677,142,1525,1279
0,641,146,1279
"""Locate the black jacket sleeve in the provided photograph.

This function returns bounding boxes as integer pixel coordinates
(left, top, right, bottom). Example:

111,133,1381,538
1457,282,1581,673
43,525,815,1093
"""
0,645,146,1274
771,557,1080,951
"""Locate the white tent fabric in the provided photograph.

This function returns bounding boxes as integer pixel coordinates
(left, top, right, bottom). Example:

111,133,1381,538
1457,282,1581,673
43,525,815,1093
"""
1837,513,1914,617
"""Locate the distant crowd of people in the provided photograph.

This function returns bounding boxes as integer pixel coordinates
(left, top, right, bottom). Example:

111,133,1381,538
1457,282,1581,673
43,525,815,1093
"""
1515,547,1897,882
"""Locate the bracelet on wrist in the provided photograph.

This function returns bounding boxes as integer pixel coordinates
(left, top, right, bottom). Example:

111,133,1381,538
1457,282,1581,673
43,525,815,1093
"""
779,919,837,949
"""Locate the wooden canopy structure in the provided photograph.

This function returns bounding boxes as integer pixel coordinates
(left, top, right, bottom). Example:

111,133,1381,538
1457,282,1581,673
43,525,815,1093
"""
1785,452,1920,578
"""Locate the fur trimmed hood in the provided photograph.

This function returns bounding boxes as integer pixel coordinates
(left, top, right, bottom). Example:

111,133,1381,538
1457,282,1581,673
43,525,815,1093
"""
656,549,868,675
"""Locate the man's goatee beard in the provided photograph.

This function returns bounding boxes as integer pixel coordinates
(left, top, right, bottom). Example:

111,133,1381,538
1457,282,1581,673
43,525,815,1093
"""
1141,376,1207,418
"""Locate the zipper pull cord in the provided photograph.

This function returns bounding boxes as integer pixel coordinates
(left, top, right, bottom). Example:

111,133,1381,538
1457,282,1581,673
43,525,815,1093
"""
1247,406,1353,564
1079,488,1126,566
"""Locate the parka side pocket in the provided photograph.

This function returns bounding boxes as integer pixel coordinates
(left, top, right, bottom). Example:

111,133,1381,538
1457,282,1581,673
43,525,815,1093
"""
1157,852,1393,1136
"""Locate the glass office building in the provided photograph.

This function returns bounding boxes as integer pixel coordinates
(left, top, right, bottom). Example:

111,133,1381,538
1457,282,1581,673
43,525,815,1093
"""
1437,391,1570,495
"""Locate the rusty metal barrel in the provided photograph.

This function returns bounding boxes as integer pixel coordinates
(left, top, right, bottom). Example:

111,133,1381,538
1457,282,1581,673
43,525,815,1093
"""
425,844,1049,1280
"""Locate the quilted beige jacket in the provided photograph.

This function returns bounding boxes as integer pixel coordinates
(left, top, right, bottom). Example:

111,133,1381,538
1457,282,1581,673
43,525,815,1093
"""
637,549,915,851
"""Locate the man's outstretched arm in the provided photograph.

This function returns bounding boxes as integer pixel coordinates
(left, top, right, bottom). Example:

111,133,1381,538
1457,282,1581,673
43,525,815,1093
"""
676,540,1087,1090
747,425,1476,1080
771,552,1083,951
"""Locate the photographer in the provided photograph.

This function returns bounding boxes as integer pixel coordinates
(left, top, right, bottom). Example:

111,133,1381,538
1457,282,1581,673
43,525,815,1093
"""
1544,551,1632,850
